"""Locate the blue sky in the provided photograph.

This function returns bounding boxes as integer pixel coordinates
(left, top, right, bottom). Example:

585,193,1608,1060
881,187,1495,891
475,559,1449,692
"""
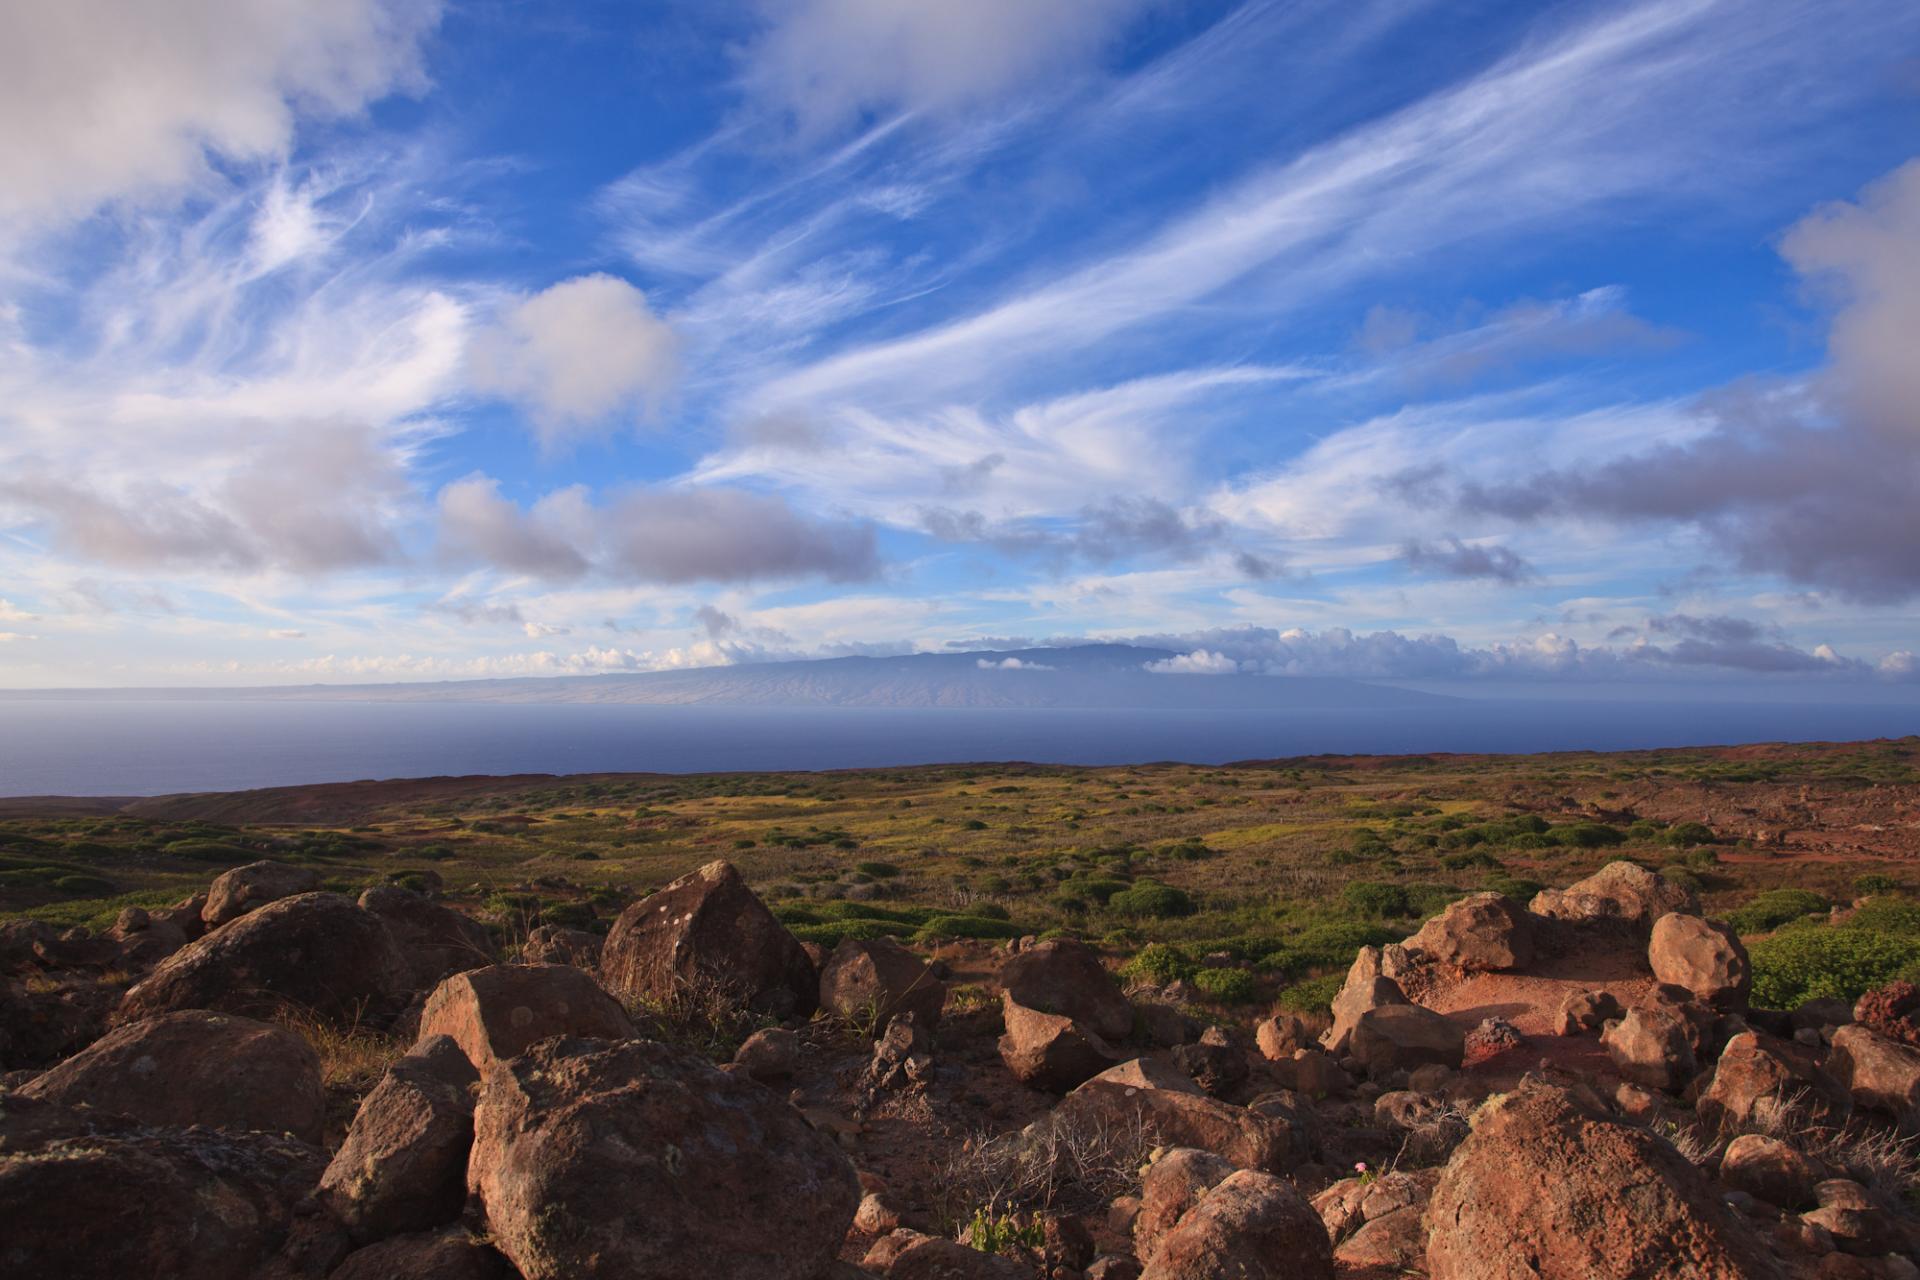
1,0,1917,687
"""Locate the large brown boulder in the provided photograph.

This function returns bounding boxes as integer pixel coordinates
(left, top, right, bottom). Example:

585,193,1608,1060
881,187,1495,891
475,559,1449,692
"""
1719,1134,1822,1210
0,1114,325,1280
318,1035,479,1244
880,1236,1032,1278
1349,1004,1465,1077
1529,861,1698,930
600,861,817,1016
1139,1169,1333,1280
999,938,1133,1042
107,908,189,967
1056,1059,1295,1171
414,963,635,1074
331,1230,516,1280
820,936,946,1029
19,1008,324,1143
118,892,412,1027
468,1036,860,1280
1649,913,1750,1008
1697,1030,1851,1132
358,886,497,988
203,861,324,927
1321,947,1410,1056
1827,1024,1920,1129
1425,1081,1782,1279
1601,1004,1698,1092
1408,893,1534,972
1135,1148,1235,1267
999,992,1116,1091
522,924,601,968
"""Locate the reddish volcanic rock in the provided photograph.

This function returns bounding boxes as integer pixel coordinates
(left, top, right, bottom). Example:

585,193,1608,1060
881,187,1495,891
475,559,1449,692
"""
414,963,635,1073
820,935,946,1029
202,861,324,927
998,938,1133,1042
318,1035,479,1244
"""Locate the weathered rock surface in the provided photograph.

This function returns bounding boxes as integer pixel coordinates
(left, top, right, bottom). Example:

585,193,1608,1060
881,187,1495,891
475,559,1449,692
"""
119,892,412,1026
1349,1003,1465,1076
318,1035,479,1244
1425,1080,1782,1279
330,1230,517,1280
1601,1003,1699,1092
999,938,1133,1042
1554,989,1624,1035
358,886,497,988
600,860,817,1016
1529,861,1699,929
1135,1147,1235,1267
1720,1133,1822,1210
820,935,946,1029
202,860,323,927
19,1008,324,1142
1697,1030,1851,1132
468,1036,859,1280
1139,1169,1333,1280
1408,892,1534,972
732,1025,800,1080
1321,947,1411,1056
521,924,601,968
414,963,635,1073
0,1112,325,1280
1056,1059,1294,1171
1828,1024,1920,1128
880,1236,1033,1279
999,992,1115,1091
1254,1014,1308,1061
1649,912,1751,1007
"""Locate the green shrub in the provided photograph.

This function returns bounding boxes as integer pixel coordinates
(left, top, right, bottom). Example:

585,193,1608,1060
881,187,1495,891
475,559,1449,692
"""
52,873,115,895
539,902,596,930
1663,821,1717,847
1855,874,1901,896
1191,966,1257,1004
1107,880,1194,920
971,902,1012,921
1485,876,1544,902
1274,972,1343,1015
1063,877,1130,904
1550,823,1627,849
914,914,1021,941
165,840,251,864
790,919,914,946
1341,881,1409,918
1729,889,1828,935
1749,927,1920,1009
1121,942,1194,985
1846,896,1920,937
855,861,901,878
1440,850,1504,871
1657,865,1702,894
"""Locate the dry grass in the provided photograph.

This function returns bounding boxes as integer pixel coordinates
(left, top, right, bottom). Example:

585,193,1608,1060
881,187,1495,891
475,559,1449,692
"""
935,1108,1160,1228
623,972,777,1061
1737,1086,1920,1202
277,1006,404,1095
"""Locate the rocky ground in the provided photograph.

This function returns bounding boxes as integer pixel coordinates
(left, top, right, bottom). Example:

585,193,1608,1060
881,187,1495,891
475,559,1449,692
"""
4,836,1920,1278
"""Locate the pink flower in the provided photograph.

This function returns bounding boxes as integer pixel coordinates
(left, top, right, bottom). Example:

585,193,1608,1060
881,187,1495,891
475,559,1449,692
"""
1354,1162,1367,1173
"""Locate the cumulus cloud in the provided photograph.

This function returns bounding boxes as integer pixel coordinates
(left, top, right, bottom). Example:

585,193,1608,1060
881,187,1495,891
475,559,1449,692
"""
436,476,880,585
977,656,1052,671
1144,648,1240,675
739,0,1157,133
1400,536,1536,584
468,275,681,446
0,0,441,225
1454,161,1920,602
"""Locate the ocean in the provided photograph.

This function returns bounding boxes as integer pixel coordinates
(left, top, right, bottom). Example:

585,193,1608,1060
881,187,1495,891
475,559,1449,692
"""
1,695,1916,796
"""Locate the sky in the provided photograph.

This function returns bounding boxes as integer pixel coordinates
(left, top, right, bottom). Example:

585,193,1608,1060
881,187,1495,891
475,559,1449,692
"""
0,0,1917,689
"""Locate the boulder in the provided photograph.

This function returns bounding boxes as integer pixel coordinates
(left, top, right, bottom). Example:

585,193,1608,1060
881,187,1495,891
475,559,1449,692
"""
882,1237,1032,1279
118,892,412,1027
1697,1030,1852,1132
1554,989,1624,1035
1321,947,1410,1056
1335,1206,1427,1270
1056,1059,1295,1171
521,924,601,968
203,861,323,927
330,1230,517,1280
1135,1148,1235,1267
358,886,497,988
820,936,946,1029
107,909,188,967
317,1035,479,1244
468,1036,860,1280
0,1116,325,1280
1801,1179,1905,1259
1138,1169,1333,1280
733,1026,800,1081
862,1013,936,1094
1408,893,1534,972
414,963,635,1074
599,860,817,1016
1854,980,1920,1048
1349,1004,1465,1077
1313,1168,1439,1248
1425,1081,1782,1279
1529,861,1698,929
19,1008,324,1143
1601,1004,1698,1092
1828,1024,1920,1129
999,992,1115,1091
1462,1016,1524,1067
1172,1025,1249,1097
999,938,1133,1042
1720,1134,1822,1210
1254,1014,1308,1061
1649,913,1751,1008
